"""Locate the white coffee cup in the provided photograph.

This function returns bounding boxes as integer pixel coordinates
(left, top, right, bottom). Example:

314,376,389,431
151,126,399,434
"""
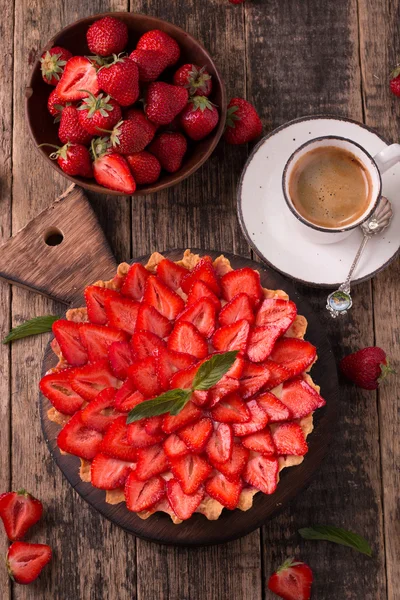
282,135,400,244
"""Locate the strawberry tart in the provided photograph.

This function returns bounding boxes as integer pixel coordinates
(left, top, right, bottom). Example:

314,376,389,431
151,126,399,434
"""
40,250,325,523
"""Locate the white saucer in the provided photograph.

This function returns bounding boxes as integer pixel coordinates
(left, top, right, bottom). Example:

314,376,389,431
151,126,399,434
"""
237,116,400,287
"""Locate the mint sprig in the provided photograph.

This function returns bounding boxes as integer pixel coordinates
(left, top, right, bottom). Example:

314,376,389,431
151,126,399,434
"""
127,350,238,423
2,315,60,344
299,526,372,557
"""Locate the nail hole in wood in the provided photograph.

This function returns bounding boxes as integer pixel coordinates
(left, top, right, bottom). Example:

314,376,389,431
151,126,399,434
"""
44,227,64,246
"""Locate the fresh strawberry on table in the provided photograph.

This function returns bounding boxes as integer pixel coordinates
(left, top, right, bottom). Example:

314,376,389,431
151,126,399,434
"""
58,105,93,145
6,542,52,585
173,64,212,96
97,55,139,107
129,48,169,82
390,65,400,97
136,29,180,66
145,82,189,125
86,16,128,56
268,558,313,600
91,137,136,194
42,143,93,178
0,490,43,541
56,56,99,102
40,46,72,85
340,346,395,390
224,97,262,144
148,132,187,173
77,92,121,135
180,96,219,140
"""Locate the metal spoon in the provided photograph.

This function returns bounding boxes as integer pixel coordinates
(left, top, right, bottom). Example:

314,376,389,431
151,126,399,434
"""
326,196,393,318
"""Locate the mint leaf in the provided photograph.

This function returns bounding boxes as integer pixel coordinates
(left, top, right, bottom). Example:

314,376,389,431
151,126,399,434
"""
126,389,191,423
2,315,60,344
299,526,372,557
192,350,238,390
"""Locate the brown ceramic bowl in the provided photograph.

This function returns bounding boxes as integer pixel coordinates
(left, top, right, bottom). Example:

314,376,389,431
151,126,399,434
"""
26,12,226,196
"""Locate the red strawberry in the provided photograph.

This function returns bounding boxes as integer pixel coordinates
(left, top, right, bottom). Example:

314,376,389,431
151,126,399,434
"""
168,453,212,494
123,109,157,152
6,542,51,585
269,338,317,377
272,423,308,456
210,442,249,482
156,258,187,291
224,97,262,145
52,319,87,366
167,479,204,520
129,48,169,82
92,143,136,194
131,330,166,360
256,391,291,422
156,347,195,390
177,417,213,453
80,387,120,432
97,56,139,106
243,455,278,494
104,295,140,334
242,429,276,455
240,361,272,399
207,376,239,407
121,262,150,301
211,392,251,423
144,415,164,436
135,303,172,338
173,64,212,97
44,142,93,178
262,360,292,391
219,293,255,326
47,88,69,120
39,369,84,415
143,275,185,320
180,96,219,141
70,360,119,401
247,325,284,363
100,416,137,460
221,267,263,304
206,422,233,463
186,280,221,311
255,298,297,331
56,56,99,102
232,399,269,436
163,433,189,458
57,412,103,460
0,491,43,541
86,16,128,56
169,364,198,390
128,357,161,398
79,323,127,362
108,340,133,379
126,151,161,185
114,379,145,413
58,105,93,145
162,400,202,434
168,321,208,359
229,0,245,3
181,258,221,295
340,346,394,390
212,319,250,353
268,559,313,600
91,453,132,489
108,119,149,156
148,132,187,173
206,473,242,510
40,46,72,85
77,92,121,135
135,444,169,480
128,418,165,447
225,354,245,379
137,29,180,66
177,297,216,338
279,378,326,419
84,285,120,325
125,472,166,512
145,82,189,125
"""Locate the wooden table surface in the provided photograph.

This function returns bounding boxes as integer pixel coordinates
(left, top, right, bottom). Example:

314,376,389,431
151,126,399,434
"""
1,1,399,599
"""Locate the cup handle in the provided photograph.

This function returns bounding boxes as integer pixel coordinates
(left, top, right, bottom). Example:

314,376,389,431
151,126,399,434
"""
373,143,400,174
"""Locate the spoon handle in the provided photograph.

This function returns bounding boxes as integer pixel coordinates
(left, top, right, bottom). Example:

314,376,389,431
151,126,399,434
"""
339,234,369,294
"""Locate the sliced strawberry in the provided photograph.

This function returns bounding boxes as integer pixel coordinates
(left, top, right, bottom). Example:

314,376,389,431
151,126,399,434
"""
6,541,52,585
144,415,164,436
166,479,204,520
268,558,313,600
243,455,279,494
232,399,269,436
156,347,195,390
262,360,292,391
143,275,185,320
279,378,326,419
169,363,197,389
52,320,88,366
168,453,212,494
70,360,120,401
125,472,166,512
247,325,284,363
128,357,161,398
191,389,209,406
39,370,84,415
79,323,128,362
256,391,292,422
135,303,172,338
131,330,166,360
186,280,221,311
114,379,145,412
0,491,43,541
57,412,103,460
209,443,249,482
255,298,297,331
211,392,251,424
219,293,255,326
269,338,317,377
207,377,240,407
240,361,272,399
205,472,242,510
127,419,165,447
135,443,169,480
163,433,189,458
56,56,99,101
225,355,245,379
181,258,221,295
177,297,216,338
242,429,276,455
167,321,208,359
108,340,133,379
206,423,233,464
80,387,120,432
272,422,308,456
121,263,150,301
84,285,120,325
156,258,187,290
177,417,213,453
91,453,132,490
99,416,137,461
212,320,250,353
104,295,140,335
162,401,202,433
220,267,263,304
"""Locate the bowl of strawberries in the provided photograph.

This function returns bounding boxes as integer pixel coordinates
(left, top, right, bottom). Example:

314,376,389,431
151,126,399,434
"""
26,12,226,196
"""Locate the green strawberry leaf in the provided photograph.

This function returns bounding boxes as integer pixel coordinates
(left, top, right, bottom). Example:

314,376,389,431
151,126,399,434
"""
126,389,192,423
192,350,238,390
2,315,60,344
299,526,372,557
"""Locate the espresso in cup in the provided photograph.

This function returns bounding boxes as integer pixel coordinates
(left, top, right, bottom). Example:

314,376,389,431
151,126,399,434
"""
288,146,373,228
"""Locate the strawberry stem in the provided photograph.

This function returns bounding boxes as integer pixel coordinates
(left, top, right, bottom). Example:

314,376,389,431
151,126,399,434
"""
379,361,396,382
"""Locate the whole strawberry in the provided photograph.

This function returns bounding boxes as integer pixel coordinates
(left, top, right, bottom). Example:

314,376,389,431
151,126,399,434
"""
174,64,212,96
136,29,180,66
180,96,219,141
268,559,313,600
224,97,262,144
58,105,93,145
40,46,72,85
97,56,139,107
123,109,157,151
145,82,189,125
340,346,395,390
126,151,161,184
229,0,245,4
47,88,69,122
108,119,148,155
129,49,169,82
42,142,93,177
91,138,136,194
77,92,121,135
390,65,400,97
149,132,187,173
86,16,128,57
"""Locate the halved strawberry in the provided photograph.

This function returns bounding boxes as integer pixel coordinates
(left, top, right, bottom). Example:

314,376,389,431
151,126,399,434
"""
268,558,313,600
114,379,145,412
167,322,208,359
52,320,88,366
243,455,278,494
162,401,202,433
169,363,197,389
128,357,161,398
156,258,187,290
181,258,221,295
232,399,269,436
256,391,292,422
225,355,245,379
255,298,297,331
247,325,284,363
269,338,317,377
143,275,185,320
127,419,165,448
56,56,99,101
131,330,166,360
84,285,120,325
211,392,251,424
279,378,326,419
121,263,150,301
240,361,272,399
91,453,132,490
242,429,276,455
99,415,137,461
220,267,263,304
176,297,216,338
167,479,204,520
186,280,221,311
57,412,103,460
135,303,172,338
262,360,292,391
80,387,120,432
272,422,308,456
125,472,166,512
155,347,195,390
212,320,250,353
0,490,43,541
108,340,134,379
79,323,128,362
207,377,240,407
135,443,169,480
206,423,233,464
104,295,140,335
205,472,242,510
70,360,120,401
219,293,255,326
168,453,212,494
6,541,52,585
163,433,189,458
144,415,164,436
209,443,249,482
39,370,84,415
177,417,213,453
